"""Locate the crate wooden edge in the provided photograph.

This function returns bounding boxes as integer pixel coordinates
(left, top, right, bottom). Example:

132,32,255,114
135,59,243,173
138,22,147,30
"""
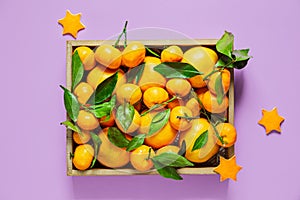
67,39,219,47
66,39,234,176
69,167,217,176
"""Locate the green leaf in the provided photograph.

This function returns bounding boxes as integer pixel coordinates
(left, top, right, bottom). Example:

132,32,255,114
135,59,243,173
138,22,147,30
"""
116,102,135,132
216,31,234,58
126,134,146,151
232,49,251,62
215,73,224,105
71,51,84,91
107,127,130,148
60,120,82,134
192,130,209,151
152,160,183,180
60,85,80,122
154,62,203,79
233,59,250,69
90,132,102,168
152,152,194,168
89,102,112,118
126,64,145,84
178,140,186,156
87,71,118,105
148,109,170,137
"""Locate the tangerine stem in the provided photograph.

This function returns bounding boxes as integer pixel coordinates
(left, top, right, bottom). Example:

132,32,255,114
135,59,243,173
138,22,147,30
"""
114,21,128,48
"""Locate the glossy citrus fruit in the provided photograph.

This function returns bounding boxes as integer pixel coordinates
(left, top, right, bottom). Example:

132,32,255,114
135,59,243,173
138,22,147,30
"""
161,45,183,62
156,145,180,155
97,128,130,168
138,57,166,91
202,91,229,113
74,46,96,71
170,106,193,131
195,87,208,102
87,65,125,90
122,42,146,68
182,46,218,88
143,87,169,109
144,122,177,149
74,82,94,105
130,145,155,172
180,118,219,163
73,131,91,144
116,83,142,105
216,123,237,147
185,98,201,117
207,69,231,95
94,44,122,69
139,110,159,134
73,144,94,170
77,110,99,131
115,109,141,134
166,78,192,98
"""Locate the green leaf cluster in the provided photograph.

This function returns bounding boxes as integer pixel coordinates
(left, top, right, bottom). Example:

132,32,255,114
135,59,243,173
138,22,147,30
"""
216,31,252,70
151,152,194,180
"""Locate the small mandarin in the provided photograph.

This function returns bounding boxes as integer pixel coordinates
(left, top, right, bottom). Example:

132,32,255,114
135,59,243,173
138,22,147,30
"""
74,46,96,71
161,45,183,62
122,42,146,68
143,87,169,109
74,82,94,105
116,83,142,105
95,44,122,69
73,144,94,170
77,110,99,131
170,106,193,131
130,145,155,172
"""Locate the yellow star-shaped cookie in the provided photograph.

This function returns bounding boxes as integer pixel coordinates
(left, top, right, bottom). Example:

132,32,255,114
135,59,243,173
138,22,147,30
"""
214,155,242,182
258,107,284,135
58,10,85,39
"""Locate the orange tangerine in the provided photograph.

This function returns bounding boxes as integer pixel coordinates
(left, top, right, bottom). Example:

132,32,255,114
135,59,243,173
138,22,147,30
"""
73,131,91,144
73,144,94,170
116,83,142,105
216,123,237,147
166,78,192,98
207,69,231,95
170,106,193,131
130,145,155,172
182,47,218,88
77,110,99,131
161,45,183,62
74,46,96,71
122,42,146,68
74,82,94,105
180,118,219,163
94,44,122,69
202,91,229,113
143,87,169,109
144,122,177,149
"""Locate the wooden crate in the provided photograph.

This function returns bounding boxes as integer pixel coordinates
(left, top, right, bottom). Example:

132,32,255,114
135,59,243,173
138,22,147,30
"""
66,40,235,176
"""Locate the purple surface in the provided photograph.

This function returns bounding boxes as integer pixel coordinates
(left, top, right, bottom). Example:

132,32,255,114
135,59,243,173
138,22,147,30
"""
1,0,300,199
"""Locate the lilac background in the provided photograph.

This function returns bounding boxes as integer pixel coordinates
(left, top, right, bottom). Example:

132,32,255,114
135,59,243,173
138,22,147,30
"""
1,0,300,199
